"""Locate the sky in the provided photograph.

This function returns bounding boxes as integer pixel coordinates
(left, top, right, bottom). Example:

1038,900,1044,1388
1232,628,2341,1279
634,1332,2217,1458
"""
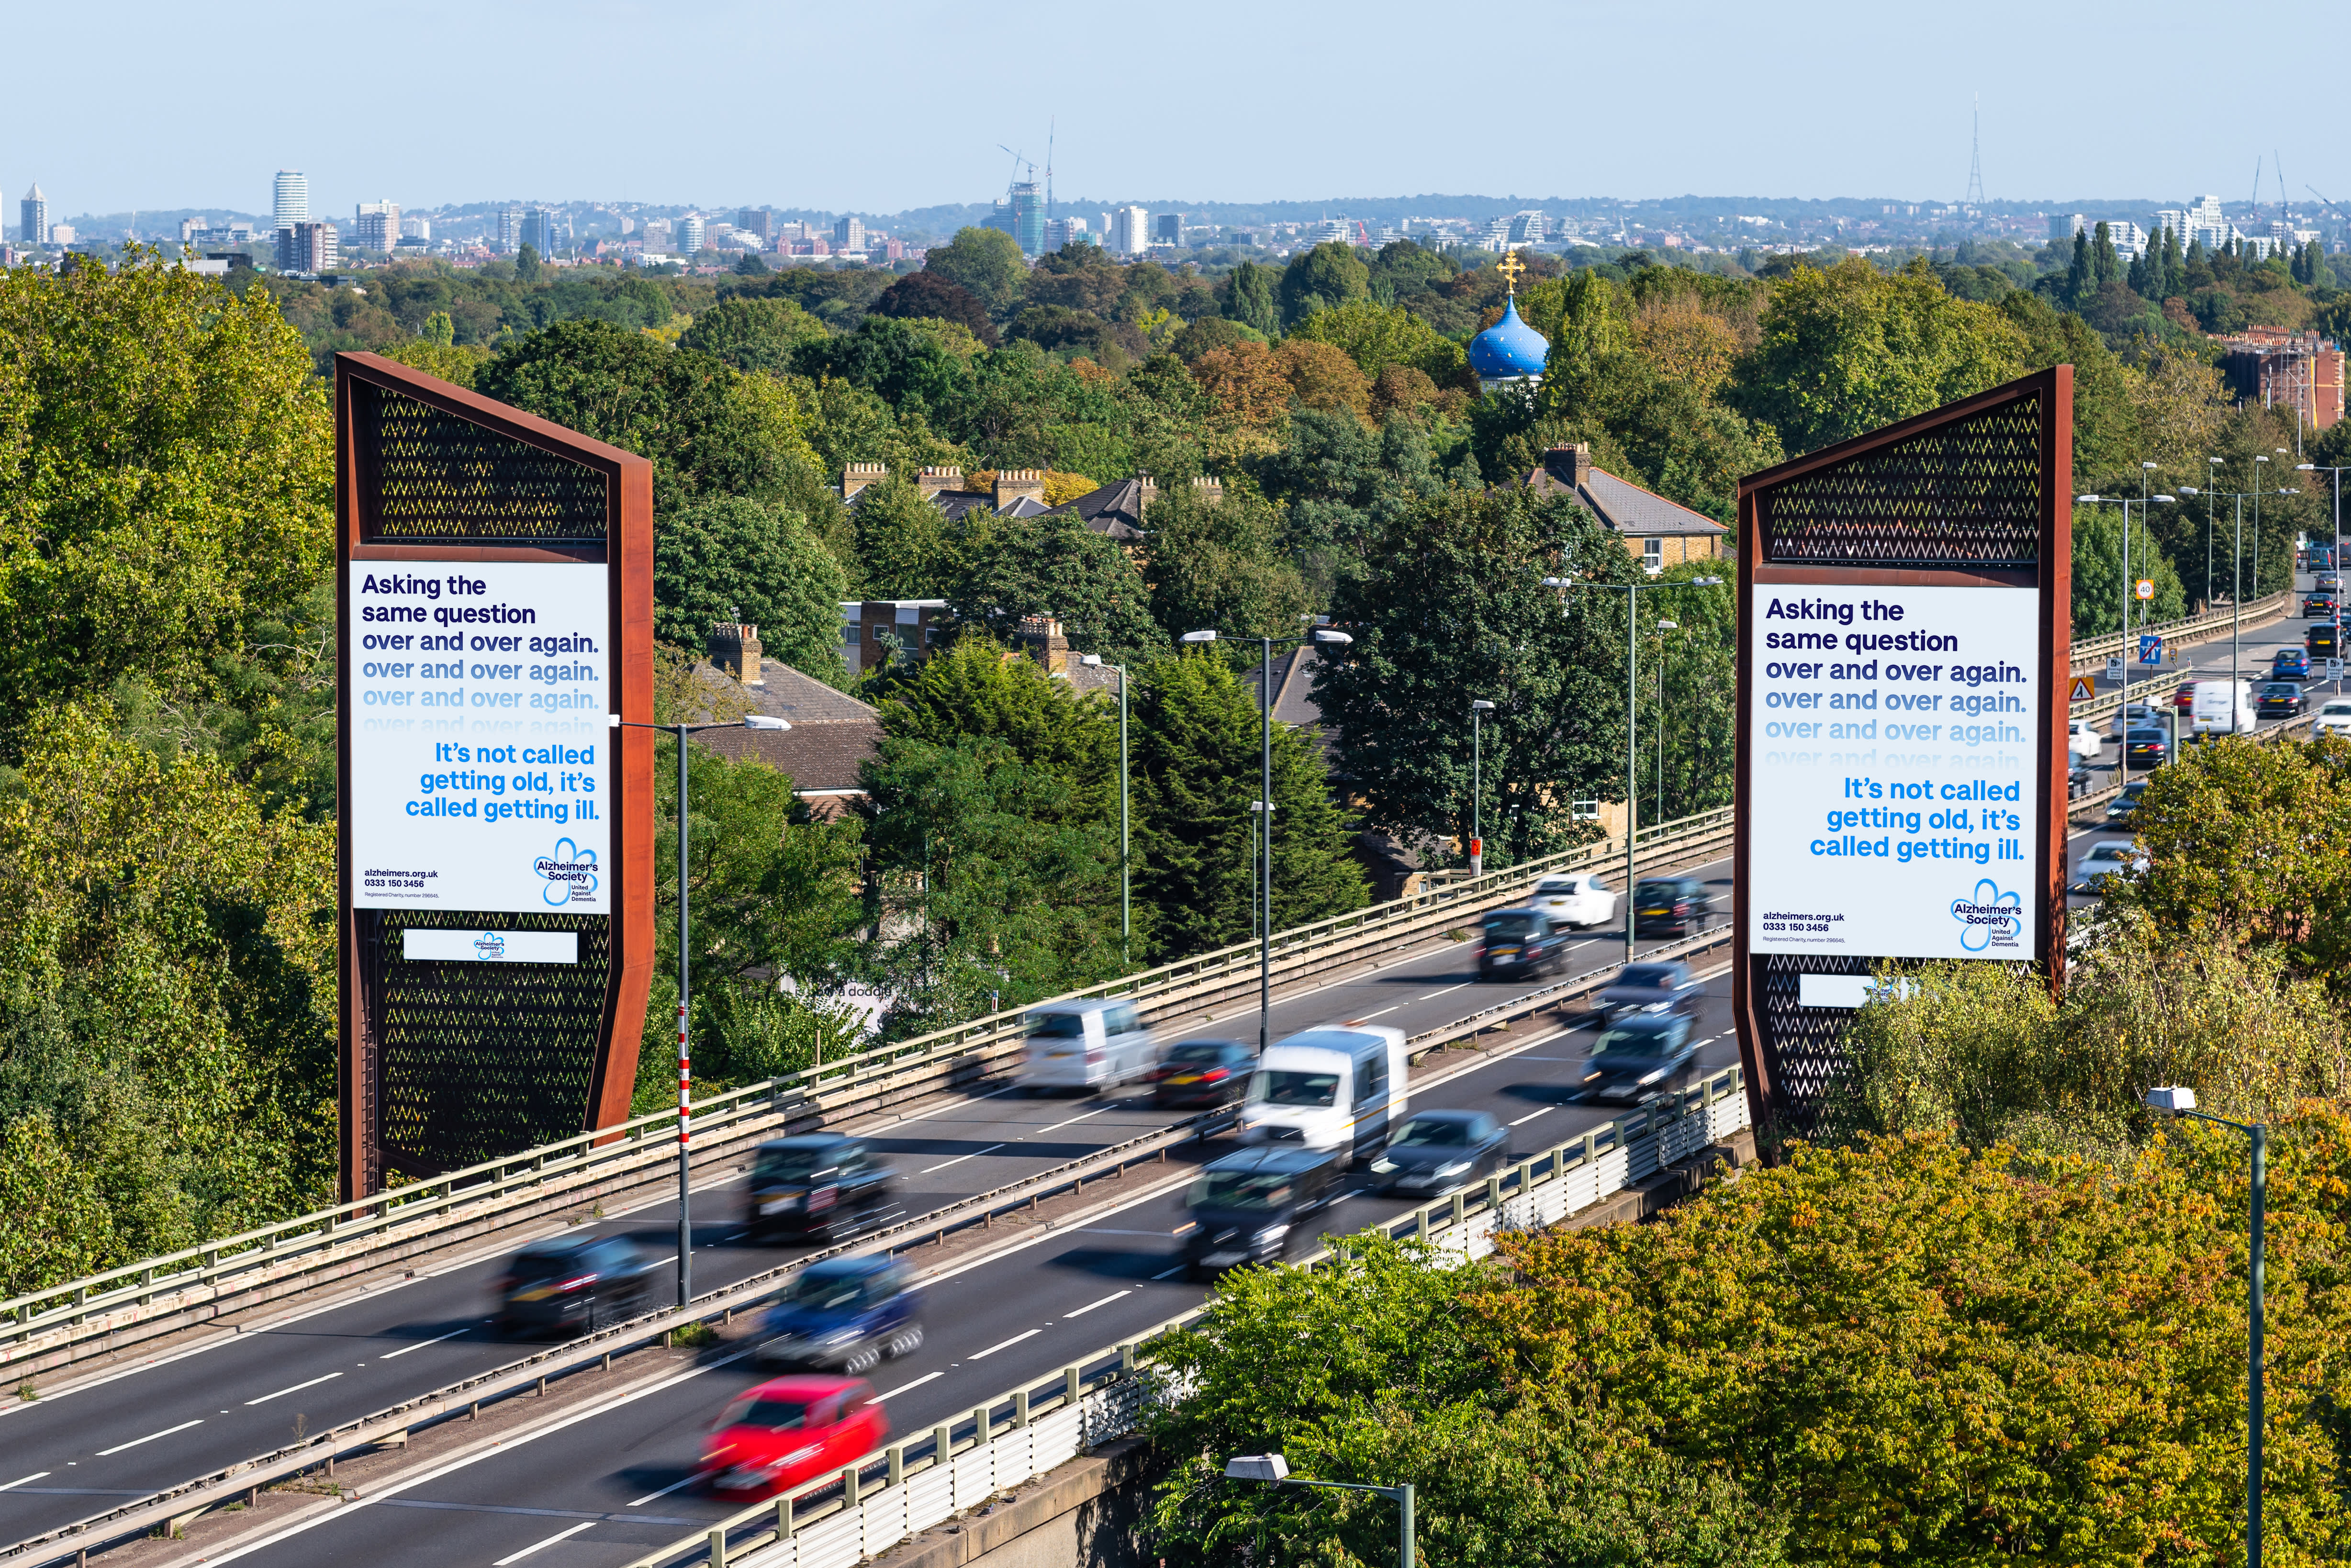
17,0,2351,222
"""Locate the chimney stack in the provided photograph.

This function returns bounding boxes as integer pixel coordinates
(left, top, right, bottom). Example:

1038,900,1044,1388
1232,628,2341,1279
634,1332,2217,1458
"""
1189,474,1223,505
917,465,964,499
1542,444,1593,491
707,621,764,685
1018,615,1070,676
994,469,1046,510
841,462,887,499
1137,473,1158,512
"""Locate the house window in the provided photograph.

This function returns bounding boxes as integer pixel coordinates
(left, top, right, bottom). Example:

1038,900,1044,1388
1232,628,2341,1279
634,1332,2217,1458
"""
1643,538,1663,573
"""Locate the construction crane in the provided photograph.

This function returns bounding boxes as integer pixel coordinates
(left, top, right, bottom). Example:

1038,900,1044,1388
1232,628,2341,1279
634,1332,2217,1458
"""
997,145,1036,186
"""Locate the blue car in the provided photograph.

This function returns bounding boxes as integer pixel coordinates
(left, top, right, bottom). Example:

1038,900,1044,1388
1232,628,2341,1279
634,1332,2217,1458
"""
753,1256,921,1375
2273,647,2311,680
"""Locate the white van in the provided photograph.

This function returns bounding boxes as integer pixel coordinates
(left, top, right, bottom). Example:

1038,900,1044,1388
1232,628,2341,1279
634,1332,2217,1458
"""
2191,678,2254,736
1238,1024,1410,1163
1021,999,1153,1095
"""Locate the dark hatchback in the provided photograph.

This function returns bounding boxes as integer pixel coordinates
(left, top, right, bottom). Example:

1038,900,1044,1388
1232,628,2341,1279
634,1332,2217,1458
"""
1633,876,1713,937
744,1135,897,1243
2312,624,2345,660
1149,1039,1255,1110
1591,960,1702,1027
1179,1147,1344,1276
495,1234,659,1336
2123,726,2169,766
753,1255,921,1375
1575,1014,1700,1104
1368,1110,1508,1197
2306,596,2339,621
2258,682,2306,718
1477,909,1567,979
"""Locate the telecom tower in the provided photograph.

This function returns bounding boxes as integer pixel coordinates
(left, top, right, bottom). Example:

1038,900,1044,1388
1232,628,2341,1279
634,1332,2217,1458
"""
1964,96,1984,206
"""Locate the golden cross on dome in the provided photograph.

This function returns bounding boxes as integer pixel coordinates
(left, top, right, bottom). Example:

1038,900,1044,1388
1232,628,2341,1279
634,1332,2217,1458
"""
1495,250,1526,294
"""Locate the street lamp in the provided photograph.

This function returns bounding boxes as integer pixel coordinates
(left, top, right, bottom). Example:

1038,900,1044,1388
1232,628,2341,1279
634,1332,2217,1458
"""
2297,462,2347,673
2145,1086,2265,1568
1224,1452,1416,1568
1178,623,1355,1053
1078,654,1131,956
1468,699,1494,877
2079,493,2177,780
1653,619,1679,821
608,710,790,1309
1541,572,1725,963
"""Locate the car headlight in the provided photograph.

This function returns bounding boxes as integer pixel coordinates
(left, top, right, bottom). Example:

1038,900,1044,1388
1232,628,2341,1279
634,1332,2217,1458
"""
1637,1068,1667,1085
1434,1161,1471,1177
1646,1000,1671,1013
1253,1224,1290,1245
1370,1157,1396,1173
822,1328,861,1344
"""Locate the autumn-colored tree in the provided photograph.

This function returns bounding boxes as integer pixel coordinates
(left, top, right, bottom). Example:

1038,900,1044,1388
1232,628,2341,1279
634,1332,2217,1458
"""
1190,339,1293,432
1273,337,1371,417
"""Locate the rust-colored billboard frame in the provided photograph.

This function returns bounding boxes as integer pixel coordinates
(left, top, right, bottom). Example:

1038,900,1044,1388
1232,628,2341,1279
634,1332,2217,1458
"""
335,352,655,1201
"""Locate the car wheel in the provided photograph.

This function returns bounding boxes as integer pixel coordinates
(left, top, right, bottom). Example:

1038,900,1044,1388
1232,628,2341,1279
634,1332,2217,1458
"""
844,1343,883,1375
887,1324,925,1358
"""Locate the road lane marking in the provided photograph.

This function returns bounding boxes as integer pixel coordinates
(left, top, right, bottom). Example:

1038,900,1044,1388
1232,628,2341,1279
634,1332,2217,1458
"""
380,1327,471,1359
970,1329,1042,1359
920,1143,1006,1175
0,1472,49,1491
626,1469,711,1507
1509,1108,1555,1127
1064,1290,1131,1318
871,1371,944,1402
1351,1007,1399,1020
245,1372,343,1406
1031,1107,1114,1136
493,1519,598,1564
1416,983,1470,1001
96,1420,203,1456
1152,1267,1186,1279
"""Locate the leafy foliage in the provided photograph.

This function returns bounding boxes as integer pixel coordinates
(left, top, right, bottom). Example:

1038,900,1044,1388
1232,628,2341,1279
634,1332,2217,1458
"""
653,496,852,684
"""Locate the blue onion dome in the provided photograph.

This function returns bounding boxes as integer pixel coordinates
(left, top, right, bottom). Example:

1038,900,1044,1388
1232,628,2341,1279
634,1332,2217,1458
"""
1469,296,1550,381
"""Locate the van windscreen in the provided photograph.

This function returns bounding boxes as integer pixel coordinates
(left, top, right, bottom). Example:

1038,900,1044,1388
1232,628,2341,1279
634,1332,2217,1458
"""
1027,1012,1086,1039
1249,1070,1339,1108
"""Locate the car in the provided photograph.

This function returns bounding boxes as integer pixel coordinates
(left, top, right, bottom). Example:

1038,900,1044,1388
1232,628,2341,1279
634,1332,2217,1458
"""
2319,571,2345,593
1592,960,1702,1026
2314,699,2351,737
2107,702,2163,738
702,1376,887,1499
1477,908,1568,979
1527,872,1616,930
1180,1146,1345,1275
2273,648,2311,680
1367,1109,1509,1196
494,1234,658,1336
752,1256,921,1373
2306,596,2339,620
2123,726,2169,766
2071,839,2146,896
2311,623,2344,661
743,1135,897,1243
1633,875,1714,937
2104,779,2148,824
2172,682,2196,712
2068,763,2094,800
2068,719,2103,760
1148,1039,1255,1110
1574,1013,1699,1103
2258,681,2306,718
1021,998,1155,1094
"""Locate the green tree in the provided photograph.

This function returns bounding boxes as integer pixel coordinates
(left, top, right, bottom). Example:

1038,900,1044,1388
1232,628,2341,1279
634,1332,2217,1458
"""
1142,483,1310,645
1220,260,1280,338
872,636,1117,827
1276,241,1371,327
852,471,959,599
515,243,541,282
922,227,1029,317
1287,297,1467,387
2069,506,2185,635
653,496,852,684
950,511,1166,662
677,296,829,375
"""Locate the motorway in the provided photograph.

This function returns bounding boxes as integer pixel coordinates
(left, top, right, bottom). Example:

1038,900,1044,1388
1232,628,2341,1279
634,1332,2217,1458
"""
1,588,2322,1565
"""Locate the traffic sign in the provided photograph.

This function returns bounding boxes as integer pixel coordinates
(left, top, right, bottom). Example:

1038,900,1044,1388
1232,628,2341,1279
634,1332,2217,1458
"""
2331,659,2346,682
2135,579,2155,601
2070,674,2096,700
2105,656,2124,683
2139,633,2163,664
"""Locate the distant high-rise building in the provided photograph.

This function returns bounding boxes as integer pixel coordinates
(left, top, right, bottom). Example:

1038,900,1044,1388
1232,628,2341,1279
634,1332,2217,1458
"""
1002,183,1043,256
2049,213,2086,244
678,215,706,254
400,214,432,241
520,207,560,255
833,215,865,253
273,170,308,232
353,200,400,252
738,208,772,241
1508,210,1548,244
1108,205,1149,255
2155,195,2231,254
496,208,523,253
1043,216,1092,251
275,221,337,274
1153,212,1183,246
20,183,48,246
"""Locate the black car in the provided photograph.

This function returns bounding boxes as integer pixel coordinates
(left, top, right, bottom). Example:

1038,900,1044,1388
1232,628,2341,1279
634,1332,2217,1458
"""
2104,779,2148,825
2068,764,2093,800
1591,960,1702,1026
2309,623,2344,660
1633,875,1713,937
2306,596,2338,620
495,1233,659,1335
2258,681,2306,718
1149,1039,1255,1109
1575,1014,1700,1104
1180,1146,1345,1276
1368,1110,1508,1197
2122,726,2169,766
744,1135,897,1243
1477,909,1567,979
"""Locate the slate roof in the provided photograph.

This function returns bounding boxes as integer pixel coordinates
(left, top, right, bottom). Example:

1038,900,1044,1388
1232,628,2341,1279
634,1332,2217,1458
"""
1523,453,1726,539
684,660,882,795
1043,478,1147,543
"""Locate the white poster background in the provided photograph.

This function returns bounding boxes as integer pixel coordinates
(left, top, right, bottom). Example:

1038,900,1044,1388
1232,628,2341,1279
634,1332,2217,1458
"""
349,561,610,914
1746,584,2042,961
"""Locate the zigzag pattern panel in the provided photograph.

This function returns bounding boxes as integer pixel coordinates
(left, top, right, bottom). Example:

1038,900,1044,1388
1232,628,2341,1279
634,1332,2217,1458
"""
1759,395,2042,566
360,386,608,541
372,909,612,1174
1753,952,1877,1132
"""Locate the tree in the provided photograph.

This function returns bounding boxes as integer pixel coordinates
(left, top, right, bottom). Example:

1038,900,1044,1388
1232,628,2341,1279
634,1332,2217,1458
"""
732,251,768,277
653,495,852,683
1220,259,1280,337
852,472,960,600
1286,297,1469,387
1166,317,1264,363
1276,241,1371,327
922,227,1028,317
869,270,999,347
515,243,541,282
1142,483,1310,645
949,511,1166,662
1273,337,1371,415
677,296,829,375
1189,340,1292,433
2070,506,2185,634
872,636,1117,827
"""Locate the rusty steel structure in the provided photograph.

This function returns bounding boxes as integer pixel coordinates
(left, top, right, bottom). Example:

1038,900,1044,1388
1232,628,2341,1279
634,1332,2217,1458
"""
336,354,655,1200
1732,368,2073,1132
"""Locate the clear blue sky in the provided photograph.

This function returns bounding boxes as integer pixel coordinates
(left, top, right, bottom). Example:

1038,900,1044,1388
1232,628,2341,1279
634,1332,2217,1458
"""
20,0,2350,220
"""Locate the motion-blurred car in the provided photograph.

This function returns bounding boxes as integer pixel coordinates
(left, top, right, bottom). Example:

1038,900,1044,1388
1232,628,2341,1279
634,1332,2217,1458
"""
2314,698,2351,738
1575,1014,1699,1104
2273,647,2311,680
2107,702,2163,738
744,1135,897,1244
1633,875,1714,937
495,1234,659,1336
753,1256,920,1374
2258,681,2306,718
2069,764,2094,800
1592,960,1702,1026
2068,719,2103,760
1021,998,1154,1095
1180,1146,1344,1275
2123,726,2169,766
1367,1110,1508,1196
1477,909,1568,979
1148,1039,1255,1110
2071,839,2147,895
2104,779,2148,824
703,1376,885,1499
1527,872,1616,930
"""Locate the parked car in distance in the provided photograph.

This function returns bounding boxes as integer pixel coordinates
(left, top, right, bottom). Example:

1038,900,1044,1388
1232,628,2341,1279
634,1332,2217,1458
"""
703,1377,885,1499
753,1256,920,1373
2072,839,2146,895
1021,997,1154,1095
1367,1110,1508,1196
495,1233,658,1336
1527,872,1616,930
1478,908,1568,979
744,1135,897,1243
1633,875,1714,937
2258,681,2306,718
1575,1014,1699,1104
2104,779,2148,824
1592,960,1702,1026
1148,1039,1255,1110
2123,726,2169,766
1180,1146,1345,1275
2273,647,2311,680
2314,698,2351,738
2068,719,2104,760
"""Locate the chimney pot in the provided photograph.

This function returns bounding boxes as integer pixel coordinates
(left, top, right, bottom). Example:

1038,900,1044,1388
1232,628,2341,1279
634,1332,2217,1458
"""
841,462,888,499
993,468,1047,509
707,621,764,685
917,465,965,499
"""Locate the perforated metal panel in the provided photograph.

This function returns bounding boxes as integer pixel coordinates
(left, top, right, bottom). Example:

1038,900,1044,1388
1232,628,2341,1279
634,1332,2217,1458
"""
1750,954,1876,1131
1758,395,2043,567
358,384,608,542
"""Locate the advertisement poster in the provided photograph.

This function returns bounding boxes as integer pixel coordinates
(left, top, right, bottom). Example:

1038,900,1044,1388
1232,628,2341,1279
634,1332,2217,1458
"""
1746,584,2042,960
348,561,610,914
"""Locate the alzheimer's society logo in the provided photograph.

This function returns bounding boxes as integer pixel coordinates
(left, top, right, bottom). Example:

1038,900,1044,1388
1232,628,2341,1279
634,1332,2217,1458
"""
533,838,599,907
471,931,507,960
1949,878,2021,952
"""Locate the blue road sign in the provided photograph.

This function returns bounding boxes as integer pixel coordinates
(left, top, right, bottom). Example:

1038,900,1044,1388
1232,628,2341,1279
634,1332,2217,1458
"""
2139,633,2163,665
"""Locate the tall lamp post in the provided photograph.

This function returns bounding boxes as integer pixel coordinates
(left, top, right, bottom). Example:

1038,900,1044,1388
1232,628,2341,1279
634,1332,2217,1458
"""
1177,624,1355,1054
1468,698,1494,877
2078,493,2176,778
608,710,790,1308
2296,462,2347,686
1541,572,1724,964
1653,618,1679,821
2145,1086,2264,1568
1225,1453,1415,1568
1078,654,1130,956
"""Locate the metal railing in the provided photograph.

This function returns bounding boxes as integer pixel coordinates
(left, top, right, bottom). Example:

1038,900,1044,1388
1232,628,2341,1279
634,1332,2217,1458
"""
2069,589,2291,668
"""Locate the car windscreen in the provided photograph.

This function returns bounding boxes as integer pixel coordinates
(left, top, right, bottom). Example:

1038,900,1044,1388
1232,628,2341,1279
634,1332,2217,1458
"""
1026,1012,1087,1039
510,1249,585,1281
718,1397,811,1431
754,1149,835,1183
784,1270,867,1310
1388,1118,1469,1147
1614,964,1677,989
1482,914,1538,936
1167,1043,1231,1064
2325,704,2351,716
1189,1172,1294,1211
2262,684,2297,696
1634,881,1682,902
1593,1024,1678,1057
1249,1070,1339,1107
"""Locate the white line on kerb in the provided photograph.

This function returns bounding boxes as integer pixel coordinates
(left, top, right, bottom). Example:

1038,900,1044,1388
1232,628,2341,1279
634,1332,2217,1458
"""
493,1519,597,1564
245,1372,342,1406
96,1420,203,1457
969,1329,1042,1360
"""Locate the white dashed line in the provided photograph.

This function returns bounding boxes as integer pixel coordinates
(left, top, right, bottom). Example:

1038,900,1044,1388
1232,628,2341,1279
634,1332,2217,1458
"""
493,1520,598,1564
970,1329,1042,1359
920,1143,1006,1175
380,1327,470,1359
96,1420,203,1456
1032,1107,1114,1136
1064,1290,1131,1318
0,1472,49,1492
1416,983,1471,1002
246,1372,343,1406
871,1371,944,1402
626,1470,710,1507
1509,1107,1555,1127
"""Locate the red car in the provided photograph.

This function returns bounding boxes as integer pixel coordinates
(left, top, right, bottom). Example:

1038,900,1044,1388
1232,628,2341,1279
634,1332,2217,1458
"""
702,1376,885,1498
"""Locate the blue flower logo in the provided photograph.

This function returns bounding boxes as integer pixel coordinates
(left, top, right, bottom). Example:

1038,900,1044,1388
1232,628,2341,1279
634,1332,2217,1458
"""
533,838,599,906
1949,878,2021,952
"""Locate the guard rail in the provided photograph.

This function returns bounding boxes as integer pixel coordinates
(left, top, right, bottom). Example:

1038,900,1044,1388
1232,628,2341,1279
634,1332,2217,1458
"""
2069,590,2291,669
